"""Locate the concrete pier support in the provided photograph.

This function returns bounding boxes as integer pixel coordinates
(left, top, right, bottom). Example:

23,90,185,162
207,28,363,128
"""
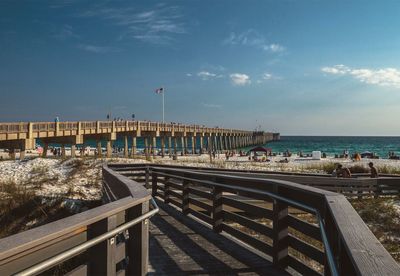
131,137,136,158
168,137,172,157
9,149,16,160
200,136,204,153
180,137,185,155
106,140,112,158
42,143,48,158
71,145,76,157
97,140,102,158
173,137,177,157
144,137,148,158
61,144,66,158
191,136,195,154
161,136,165,157
152,136,157,157
20,149,26,160
124,135,129,158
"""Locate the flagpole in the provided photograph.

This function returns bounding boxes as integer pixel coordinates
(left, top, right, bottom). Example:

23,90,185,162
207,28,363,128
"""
162,87,165,123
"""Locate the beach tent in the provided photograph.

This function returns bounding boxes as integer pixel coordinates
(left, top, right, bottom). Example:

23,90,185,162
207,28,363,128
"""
248,146,272,154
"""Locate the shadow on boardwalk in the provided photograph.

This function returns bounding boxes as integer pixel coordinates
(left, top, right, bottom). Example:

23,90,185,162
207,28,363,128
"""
148,200,288,275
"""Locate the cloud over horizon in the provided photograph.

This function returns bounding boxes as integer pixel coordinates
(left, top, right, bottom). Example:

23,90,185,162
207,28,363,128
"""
230,73,251,86
322,65,400,88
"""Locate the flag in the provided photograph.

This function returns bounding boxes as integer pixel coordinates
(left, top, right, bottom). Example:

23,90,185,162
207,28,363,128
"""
155,87,164,94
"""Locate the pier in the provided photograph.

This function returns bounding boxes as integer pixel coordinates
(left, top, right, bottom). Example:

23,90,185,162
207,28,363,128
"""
0,121,280,159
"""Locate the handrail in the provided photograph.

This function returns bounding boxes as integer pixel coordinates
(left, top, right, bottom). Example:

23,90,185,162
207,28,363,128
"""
150,169,339,276
16,199,159,276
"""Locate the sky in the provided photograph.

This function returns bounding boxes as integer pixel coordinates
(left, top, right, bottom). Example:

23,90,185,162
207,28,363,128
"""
1,0,400,136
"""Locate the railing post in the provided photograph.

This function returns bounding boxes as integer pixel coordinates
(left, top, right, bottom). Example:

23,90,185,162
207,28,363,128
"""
152,172,157,197
145,166,150,189
212,186,223,233
182,179,189,215
127,201,149,276
88,215,117,276
272,186,289,269
164,177,170,204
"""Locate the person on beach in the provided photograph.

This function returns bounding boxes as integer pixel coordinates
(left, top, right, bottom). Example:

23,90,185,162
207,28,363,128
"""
368,162,379,178
336,164,352,178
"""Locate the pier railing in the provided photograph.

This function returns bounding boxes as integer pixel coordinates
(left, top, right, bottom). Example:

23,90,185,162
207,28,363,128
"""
109,163,400,275
0,165,158,276
0,120,253,135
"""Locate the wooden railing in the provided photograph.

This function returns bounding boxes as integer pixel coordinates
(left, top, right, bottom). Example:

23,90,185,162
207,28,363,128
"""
0,165,158,276
108,164,400,275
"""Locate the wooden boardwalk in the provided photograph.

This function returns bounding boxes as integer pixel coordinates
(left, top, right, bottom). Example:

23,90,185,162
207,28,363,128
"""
148,201,288,275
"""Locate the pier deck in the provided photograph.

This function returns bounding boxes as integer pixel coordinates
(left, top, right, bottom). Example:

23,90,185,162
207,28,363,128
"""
149,200,287,275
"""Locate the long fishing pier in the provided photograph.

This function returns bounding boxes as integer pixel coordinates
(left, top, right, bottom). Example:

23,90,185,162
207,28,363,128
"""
0,121,280,159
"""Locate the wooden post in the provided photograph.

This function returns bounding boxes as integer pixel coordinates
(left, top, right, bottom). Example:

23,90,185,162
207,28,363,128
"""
88,215,117,276
145,166,150,189
272,186,289,269
152,173,157,197
164,177,170,204
127,201,149,276
212,186,223,233
182,180,190,215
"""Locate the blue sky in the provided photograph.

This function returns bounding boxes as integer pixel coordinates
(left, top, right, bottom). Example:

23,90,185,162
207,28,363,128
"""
1,0,400,135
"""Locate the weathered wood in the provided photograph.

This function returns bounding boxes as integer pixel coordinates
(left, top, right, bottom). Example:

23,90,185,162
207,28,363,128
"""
222,196,273,219
223,210,273,238
287,256,321,276
212,186,223,233
287,215,321,241
222,224,272,255
189,197,212,212
188,209,213,225
288,235,324,264
188,187,213,200
272,186,289,269
182,179,190,215
127,202,149,276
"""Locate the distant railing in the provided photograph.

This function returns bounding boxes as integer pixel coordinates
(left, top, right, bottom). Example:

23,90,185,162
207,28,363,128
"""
108,163,400,275
0,120,261,137
0,165,158,276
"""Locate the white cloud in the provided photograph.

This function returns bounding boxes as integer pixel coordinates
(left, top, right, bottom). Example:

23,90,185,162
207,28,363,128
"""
230,73,251,86
223,29,285,53
186,73,192,77
78,5,185,45
77,44,120,53
197,71,222,80
322,65,400,88
262,73,273,80
321,64,350,74
263,43,285,53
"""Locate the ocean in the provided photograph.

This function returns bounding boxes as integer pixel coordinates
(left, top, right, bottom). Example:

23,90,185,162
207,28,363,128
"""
38,136,400,159
262,136,400,158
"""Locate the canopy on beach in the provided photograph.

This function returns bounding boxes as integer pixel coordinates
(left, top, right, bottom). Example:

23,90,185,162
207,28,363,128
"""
248,146,272,154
